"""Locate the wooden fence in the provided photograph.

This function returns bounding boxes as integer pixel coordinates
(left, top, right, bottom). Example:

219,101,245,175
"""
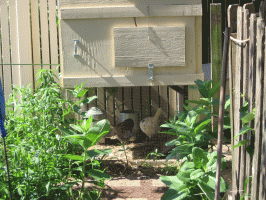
228,1,266,199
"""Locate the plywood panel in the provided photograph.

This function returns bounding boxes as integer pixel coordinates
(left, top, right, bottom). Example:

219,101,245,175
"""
114,26,185,68
59,0,202,8
61,73,205,88
60,5,202,19
60,16,200,79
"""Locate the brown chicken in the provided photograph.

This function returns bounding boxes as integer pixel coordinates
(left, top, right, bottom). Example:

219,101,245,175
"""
114,118,135,143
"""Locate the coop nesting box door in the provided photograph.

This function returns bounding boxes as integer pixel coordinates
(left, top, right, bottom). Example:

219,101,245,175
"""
114,26,185,67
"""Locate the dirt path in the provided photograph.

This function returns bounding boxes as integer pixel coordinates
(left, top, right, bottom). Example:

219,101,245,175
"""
84,141,233,199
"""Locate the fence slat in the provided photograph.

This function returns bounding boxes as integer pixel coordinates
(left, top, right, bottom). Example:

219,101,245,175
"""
40,0,51,69
123,87,132,111
246,13,257,200
168,87,177,120
48,0,59,76
232,6,243,200
251,16,264,200
259,25,266,200
150,86,159,117
141,86,150,119
0,0,13,102
106,88,115,127
239,6,250,198
159,86,168,123
210,3,222,116
31,0,42,89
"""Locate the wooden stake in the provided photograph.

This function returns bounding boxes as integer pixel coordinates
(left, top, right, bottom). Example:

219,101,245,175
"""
214,27,231,200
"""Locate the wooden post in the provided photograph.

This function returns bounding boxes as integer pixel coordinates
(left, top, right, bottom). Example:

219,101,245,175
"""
214,27,230,200
246,13,256,200
231,6,244,200
210,3,222,116
251,16,264,200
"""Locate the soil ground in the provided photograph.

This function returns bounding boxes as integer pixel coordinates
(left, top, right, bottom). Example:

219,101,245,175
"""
82,138,233,200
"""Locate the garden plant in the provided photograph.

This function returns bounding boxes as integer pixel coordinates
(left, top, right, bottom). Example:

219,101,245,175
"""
0,68,112,200
159,80,230,199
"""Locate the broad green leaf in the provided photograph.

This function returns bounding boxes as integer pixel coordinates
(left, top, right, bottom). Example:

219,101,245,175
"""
194,80,209,98
161,122,189,135
192,147,208,169
165,139,181,147
77,89,88,98
190,169,205,180
208,81,221,98
161,188,190,200
232,139,250,149
194,119,211,135
168,144,194,160
205,152,217,172
81,96,98,107
201,173,227,193
234,126,252,139
241,113,255,124
160,176,186,190
198,182,215,200
85,119,110,145
85,116,93,130
86,149,112,158
177,169,194,182
63,154,84,161
88,169,111,180
180,161,195,171
70,124,84,133
185,110,198,127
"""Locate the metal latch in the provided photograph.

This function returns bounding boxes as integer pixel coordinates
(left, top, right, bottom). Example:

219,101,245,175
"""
148,64,154,81
74,39,79,57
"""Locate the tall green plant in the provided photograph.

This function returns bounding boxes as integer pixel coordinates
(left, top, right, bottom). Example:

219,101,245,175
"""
160,147,228,200
59,116,112,199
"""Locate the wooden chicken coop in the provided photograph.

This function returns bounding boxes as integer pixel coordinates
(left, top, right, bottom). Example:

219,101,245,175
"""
58,0,204,143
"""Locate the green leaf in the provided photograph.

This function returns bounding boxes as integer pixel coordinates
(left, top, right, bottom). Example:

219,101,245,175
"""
201,173,227,193
161,188,190,200
234,126,252,139
192,147,208,169
88,169,111,181
185,110,198,127
77,89,88,98
63,154,84,161
198,182,215,200
190,169,205,181
161,122,189,135
194,119,211,135
241,113,255,124
232,139,250,149
177,169,194,182
180,161,195,171
160,176,187,190
185,100,209,106
83,116,93,132
70,124,84,133
208,81,221,98
86,149,112,158
85,119,110,145
194,80,209,98
165,139,181,147
81,96,98,107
